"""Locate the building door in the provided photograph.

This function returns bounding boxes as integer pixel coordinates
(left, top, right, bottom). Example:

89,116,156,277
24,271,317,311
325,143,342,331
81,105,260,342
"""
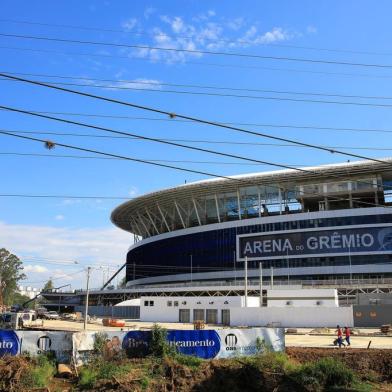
221,309,230,326
193,309,205,322
179,309,190,323
206,309,218,324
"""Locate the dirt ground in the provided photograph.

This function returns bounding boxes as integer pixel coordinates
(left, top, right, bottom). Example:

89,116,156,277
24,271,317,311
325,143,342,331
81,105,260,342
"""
1,348,391,392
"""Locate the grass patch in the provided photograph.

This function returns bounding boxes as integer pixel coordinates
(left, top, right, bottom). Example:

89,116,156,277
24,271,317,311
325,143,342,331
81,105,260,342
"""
174,353,203,369
78,358,134,389
20,354,56,389
289,357,356,391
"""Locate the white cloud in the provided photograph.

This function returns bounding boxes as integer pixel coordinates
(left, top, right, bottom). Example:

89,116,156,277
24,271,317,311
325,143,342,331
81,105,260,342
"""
227,17,244,31
55,214,65,221
128,186,139,197
24,264,49,273
0,221,132,289
121,11,306,64
106,78,162,91
144,6,156,19
122,17,138,31
307,25,317,34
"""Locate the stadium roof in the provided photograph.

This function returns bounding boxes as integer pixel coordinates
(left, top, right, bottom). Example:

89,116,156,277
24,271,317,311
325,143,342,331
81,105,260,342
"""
111,158,392,235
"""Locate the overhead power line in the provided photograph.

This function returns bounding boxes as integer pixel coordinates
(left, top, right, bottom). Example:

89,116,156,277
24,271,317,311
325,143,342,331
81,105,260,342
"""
0,151,306,166
3,132,392,152
2,18,391,57
1,110,392,198
0,105,311,173
0,193,130,200
0,129,265,183
5,70,392,101
3,108,392,135
4,77,392,109
0,129,389,210
3,45,392,80
1,72,390,166
3,32,392,69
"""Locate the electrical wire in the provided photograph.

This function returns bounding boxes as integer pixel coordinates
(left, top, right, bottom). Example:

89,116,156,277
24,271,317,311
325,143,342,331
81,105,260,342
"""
3,44,392,80
3,32,392,69
3,109,392,135
1,72,391,167
4,77,392,108
0,151,307,166
4,70,392,101
2,18,391,57
0,107,312,173
0,128,390,210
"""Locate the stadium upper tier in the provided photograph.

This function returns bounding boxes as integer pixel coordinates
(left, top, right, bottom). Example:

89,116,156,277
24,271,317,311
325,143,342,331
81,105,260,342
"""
111,158,392,238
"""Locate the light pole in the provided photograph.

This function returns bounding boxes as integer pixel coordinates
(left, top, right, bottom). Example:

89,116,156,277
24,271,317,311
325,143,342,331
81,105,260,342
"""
83,267,91,331
233,250,237,285
190,254,193,283
287,248,290,285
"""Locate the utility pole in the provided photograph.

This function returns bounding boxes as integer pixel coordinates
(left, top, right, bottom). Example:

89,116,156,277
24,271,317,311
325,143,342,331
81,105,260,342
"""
244,256,248,307
259,262,263,307
83,267,91,331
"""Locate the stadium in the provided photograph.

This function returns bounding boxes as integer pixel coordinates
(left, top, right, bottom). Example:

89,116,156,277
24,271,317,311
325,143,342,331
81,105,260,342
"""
111,158,392,288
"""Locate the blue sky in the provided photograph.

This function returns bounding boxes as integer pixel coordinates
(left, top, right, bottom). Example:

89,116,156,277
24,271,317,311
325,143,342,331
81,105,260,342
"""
1,0,392,288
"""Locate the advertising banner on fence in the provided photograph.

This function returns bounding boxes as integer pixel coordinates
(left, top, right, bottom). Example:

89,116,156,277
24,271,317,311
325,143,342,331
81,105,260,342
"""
0,330,73,363
120,327,284,360
1,327,285,363
237,225,392,260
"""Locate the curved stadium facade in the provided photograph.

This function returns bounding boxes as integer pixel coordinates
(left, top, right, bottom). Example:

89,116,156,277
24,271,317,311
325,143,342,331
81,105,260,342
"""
111,159,392,287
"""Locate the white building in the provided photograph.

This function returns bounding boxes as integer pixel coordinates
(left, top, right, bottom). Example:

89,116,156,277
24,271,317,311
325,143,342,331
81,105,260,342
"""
18,286,40,300
138,288,353,327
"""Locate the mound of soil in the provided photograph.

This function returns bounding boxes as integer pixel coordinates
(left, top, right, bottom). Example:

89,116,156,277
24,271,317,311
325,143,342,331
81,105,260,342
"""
287,347,392,382
0,355,30,392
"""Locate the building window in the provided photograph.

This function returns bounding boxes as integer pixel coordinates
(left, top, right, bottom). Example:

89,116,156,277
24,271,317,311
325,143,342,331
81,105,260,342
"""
174,301,179,307
149,301,154,306
144,301,149,306
286,301,293,306
316,301,323,306
167,301,172,307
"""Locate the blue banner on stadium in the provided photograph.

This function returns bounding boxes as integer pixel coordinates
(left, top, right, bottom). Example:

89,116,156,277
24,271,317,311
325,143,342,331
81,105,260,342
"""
238,225,392,260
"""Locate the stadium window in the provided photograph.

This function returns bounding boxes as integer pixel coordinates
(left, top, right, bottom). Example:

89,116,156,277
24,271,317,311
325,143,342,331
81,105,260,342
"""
167,301,173,307
144,301,149,307
174,301,179,307
149,301,154,306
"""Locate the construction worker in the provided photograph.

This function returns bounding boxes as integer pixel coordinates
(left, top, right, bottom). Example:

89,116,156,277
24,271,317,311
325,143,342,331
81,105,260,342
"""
336,325,346,348
344,326,351,346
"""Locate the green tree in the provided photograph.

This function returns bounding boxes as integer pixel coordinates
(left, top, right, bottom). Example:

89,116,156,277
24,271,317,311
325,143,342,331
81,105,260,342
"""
118,276,127,288
42,279,54,291
0,248,26,305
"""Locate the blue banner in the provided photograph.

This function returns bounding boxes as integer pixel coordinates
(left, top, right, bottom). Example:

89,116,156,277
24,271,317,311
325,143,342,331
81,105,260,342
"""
0,330,19,356
238,225,392,260
167,330,221,359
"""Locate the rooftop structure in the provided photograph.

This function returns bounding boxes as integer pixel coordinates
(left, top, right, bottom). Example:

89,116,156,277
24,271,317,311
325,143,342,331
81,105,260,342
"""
112,158,392,238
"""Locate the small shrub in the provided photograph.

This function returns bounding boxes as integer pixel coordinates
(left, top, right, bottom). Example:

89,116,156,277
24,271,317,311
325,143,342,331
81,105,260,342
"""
78,358,133,389
20,354,56,388
150,324,176,357
79,367,98,389
252,351,293,373
174,353,202,368
93,332,109,354
290,357,356,391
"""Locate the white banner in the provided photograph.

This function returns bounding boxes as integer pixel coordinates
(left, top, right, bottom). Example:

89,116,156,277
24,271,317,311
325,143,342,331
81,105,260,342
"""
1,327,285,364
